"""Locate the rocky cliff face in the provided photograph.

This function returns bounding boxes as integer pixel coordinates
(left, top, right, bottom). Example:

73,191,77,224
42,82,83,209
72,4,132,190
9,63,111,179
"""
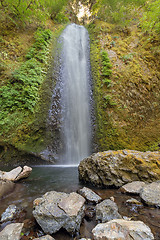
78,150,160,187
89,20,160,152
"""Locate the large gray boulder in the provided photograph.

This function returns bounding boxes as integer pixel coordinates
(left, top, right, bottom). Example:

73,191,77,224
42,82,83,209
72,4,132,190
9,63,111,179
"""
0,180,15,198
33,191,85,234
78,150,160,187
92,219,154,240
79,187,102,204
0,166,32,182
140,181,160,207
96,199,122,223
0,223,24,240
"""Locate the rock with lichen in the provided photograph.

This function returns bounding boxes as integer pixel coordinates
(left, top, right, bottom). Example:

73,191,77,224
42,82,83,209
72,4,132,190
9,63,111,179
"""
78,150,160,187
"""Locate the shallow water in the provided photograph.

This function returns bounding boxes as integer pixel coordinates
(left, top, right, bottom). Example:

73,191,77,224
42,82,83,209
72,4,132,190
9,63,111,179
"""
0,166,160,239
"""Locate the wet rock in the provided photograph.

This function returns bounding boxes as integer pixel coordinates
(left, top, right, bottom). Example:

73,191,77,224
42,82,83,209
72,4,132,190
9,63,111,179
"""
96,199,122,223
34,235,55,240
85,206,95,220
15,166,32,181
0,167,22,181
0,223,24,240
33,191,85,234
0,166,32,182
1,204,17,222
79,187,102,204
120,181,146,194
126,198,143,206
79,238,91,240
140,181,160,207
0,180,15,198
92,219,154,240
78,150,160,187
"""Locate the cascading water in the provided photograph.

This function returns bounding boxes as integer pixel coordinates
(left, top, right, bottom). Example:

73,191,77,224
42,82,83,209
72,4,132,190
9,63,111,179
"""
59,23,92,165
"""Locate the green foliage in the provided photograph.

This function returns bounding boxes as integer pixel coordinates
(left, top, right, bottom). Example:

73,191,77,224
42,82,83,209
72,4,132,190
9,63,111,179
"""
103,94,117,108
0,28,52,134
101,51,112,87
140,0,160,34
54,12,69,23
93,0,147,24
0,0,69,26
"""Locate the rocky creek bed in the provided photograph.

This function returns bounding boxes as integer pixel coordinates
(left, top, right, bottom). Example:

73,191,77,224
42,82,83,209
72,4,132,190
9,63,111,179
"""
0,165,160,239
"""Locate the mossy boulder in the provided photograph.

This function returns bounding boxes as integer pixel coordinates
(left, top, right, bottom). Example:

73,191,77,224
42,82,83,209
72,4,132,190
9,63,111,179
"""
78,150,160,187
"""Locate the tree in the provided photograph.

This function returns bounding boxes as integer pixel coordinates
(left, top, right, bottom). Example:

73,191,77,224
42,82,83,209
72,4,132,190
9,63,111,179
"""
140,0,160,34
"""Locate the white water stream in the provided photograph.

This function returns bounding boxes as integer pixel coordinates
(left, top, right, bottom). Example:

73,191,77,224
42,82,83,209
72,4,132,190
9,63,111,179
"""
60,24,91,164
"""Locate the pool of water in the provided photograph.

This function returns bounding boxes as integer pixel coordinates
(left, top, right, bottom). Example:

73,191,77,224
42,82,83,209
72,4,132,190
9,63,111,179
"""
0,166,160,239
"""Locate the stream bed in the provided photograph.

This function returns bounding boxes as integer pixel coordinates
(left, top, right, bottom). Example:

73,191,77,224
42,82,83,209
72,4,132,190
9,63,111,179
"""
0,166,160,239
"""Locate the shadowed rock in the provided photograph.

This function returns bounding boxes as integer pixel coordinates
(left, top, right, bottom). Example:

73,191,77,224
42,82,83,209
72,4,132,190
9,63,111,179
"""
0,180,15,198
96,199,122,223
78,150,160,187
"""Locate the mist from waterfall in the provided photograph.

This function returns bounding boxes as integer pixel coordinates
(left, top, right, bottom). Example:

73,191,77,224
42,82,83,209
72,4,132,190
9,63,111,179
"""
59,23,92,165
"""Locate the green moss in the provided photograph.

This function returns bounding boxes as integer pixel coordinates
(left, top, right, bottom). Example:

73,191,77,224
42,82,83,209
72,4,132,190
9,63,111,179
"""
0,25,65,155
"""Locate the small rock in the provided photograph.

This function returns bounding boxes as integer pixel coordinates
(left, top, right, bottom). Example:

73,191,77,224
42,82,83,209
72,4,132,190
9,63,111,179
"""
15,166,32,181
34,235,55,240
126,198,143,206
0,180,15,198
79,187,102,204
120,181,146,194
0,223,24,240
1,204,17,222
140,181,160,207
96,199,122,223
92,219,154,240
79,238,91,240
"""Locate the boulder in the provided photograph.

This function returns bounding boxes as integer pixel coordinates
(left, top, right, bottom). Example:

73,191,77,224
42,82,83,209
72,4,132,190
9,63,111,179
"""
92,219,154,240
79,187,102,204
96,199,122,223
33,191,85,234
0,167,22,181
120,181,146,194
15,166,32,181
1,204,17,222
0,166,32,182
78,150,160,187
34,235,55,240
140,181,160,207
0,223,24,240
0,180,15,198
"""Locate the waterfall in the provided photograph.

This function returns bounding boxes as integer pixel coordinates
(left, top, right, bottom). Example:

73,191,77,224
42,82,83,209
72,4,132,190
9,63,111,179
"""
59,23,92,165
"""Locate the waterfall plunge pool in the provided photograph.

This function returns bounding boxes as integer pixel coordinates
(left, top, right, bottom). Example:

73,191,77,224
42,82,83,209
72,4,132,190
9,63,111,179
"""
0,166,160,239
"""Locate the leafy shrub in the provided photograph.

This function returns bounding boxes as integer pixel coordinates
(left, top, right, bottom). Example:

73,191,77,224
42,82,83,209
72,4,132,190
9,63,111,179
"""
101,51,112,86
0,28,52,125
